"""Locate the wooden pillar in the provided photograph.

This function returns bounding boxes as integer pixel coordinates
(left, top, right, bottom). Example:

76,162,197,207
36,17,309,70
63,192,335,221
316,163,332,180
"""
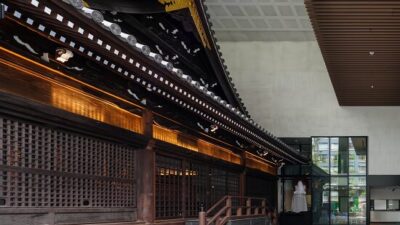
240,171,246,197
136,110,155,224
246,198,251,216
226,196,232,217
199,211,206,225
240,152,247,197
182,159,188,218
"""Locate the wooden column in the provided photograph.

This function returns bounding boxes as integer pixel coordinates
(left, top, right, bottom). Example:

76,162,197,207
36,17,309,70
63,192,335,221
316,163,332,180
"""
182,159,188,218
240,152,247,197
136,110,155,224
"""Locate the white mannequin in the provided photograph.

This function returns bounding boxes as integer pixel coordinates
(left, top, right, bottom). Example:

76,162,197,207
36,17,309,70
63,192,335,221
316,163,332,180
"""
294,180,306,194
291,181,308,213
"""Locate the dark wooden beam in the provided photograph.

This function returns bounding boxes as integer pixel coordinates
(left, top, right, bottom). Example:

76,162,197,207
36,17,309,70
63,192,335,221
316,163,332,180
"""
3,0,307,164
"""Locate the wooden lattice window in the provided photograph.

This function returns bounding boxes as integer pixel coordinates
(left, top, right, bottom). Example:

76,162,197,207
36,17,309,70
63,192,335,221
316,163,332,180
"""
0,117,136,208
155,155,183,218
155,154,240,219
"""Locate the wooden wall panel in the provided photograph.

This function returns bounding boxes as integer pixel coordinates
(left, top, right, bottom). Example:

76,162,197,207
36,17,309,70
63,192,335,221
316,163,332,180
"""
306,0,400,105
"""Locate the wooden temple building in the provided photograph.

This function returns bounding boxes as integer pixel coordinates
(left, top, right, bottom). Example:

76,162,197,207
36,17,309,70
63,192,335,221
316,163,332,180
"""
0,0,307,224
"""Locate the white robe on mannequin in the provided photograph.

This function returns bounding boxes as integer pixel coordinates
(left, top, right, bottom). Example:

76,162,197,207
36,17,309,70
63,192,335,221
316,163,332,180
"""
291,181,307,213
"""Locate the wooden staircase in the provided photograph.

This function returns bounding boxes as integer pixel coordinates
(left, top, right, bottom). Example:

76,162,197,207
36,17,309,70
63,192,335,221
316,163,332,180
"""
198,196,269,225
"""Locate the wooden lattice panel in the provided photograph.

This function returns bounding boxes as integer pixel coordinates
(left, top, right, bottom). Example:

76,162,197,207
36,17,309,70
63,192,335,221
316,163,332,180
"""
155,154,240,219
0,117,136,208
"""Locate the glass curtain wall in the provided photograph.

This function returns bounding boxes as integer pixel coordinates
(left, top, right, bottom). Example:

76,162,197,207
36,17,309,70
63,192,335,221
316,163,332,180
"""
312,137,367,225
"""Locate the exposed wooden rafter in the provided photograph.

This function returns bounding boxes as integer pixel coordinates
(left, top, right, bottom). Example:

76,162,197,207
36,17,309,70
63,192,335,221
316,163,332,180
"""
158,0,211,49
1,0,308,164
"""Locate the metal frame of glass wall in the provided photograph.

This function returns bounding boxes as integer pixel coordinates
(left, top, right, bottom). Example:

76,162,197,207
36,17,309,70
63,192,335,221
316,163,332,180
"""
312,137,368,225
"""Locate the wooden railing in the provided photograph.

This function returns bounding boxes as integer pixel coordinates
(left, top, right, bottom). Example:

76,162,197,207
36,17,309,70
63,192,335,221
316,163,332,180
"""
199,196,268,225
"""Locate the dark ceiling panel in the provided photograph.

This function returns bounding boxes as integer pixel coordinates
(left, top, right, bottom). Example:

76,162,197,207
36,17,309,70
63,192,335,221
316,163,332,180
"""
306,0,400,106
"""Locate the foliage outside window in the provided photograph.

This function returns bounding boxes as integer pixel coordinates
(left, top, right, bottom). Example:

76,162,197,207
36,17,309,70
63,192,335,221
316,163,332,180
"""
312,137,367,225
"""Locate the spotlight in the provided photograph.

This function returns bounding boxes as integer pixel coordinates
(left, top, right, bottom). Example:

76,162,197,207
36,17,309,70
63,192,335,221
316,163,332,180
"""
210,125,218,133
101,20,121,35
55,48,74,63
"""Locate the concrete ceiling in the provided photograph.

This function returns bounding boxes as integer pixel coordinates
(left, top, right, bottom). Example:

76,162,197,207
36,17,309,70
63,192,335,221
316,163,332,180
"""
204,0,315,41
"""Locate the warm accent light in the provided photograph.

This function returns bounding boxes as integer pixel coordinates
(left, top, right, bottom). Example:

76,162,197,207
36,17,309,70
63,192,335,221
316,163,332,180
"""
153,125,241,165
0,47,277,171
245,152,277,175
157,168,198,176
51,87,143,133
0,47,144,134
0,46,243,166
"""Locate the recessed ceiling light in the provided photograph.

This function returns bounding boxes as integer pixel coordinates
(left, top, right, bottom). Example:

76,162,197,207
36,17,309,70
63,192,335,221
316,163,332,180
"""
370,84,375,89
369,51,375,56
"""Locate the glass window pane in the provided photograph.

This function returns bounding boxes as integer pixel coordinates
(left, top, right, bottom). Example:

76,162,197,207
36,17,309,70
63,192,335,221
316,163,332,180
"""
311,136,367,225
374,200,387,210
349,186,366,224
349,176,366,187
349,137,367,175
388,200,399,210
331,176,348,224
283,180,294,212
283,165,301,176
330,137,349,175
313,137,330,174
313,176,330,225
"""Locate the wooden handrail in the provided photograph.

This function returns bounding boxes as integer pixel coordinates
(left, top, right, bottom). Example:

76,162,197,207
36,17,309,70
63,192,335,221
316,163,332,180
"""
199,196,269,225
206,196,228,214
207,205,229,225
228,196,267,201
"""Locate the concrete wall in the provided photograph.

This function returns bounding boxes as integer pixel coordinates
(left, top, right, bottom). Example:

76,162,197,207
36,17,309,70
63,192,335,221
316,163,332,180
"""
220,41,400,175
371,187,400,200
